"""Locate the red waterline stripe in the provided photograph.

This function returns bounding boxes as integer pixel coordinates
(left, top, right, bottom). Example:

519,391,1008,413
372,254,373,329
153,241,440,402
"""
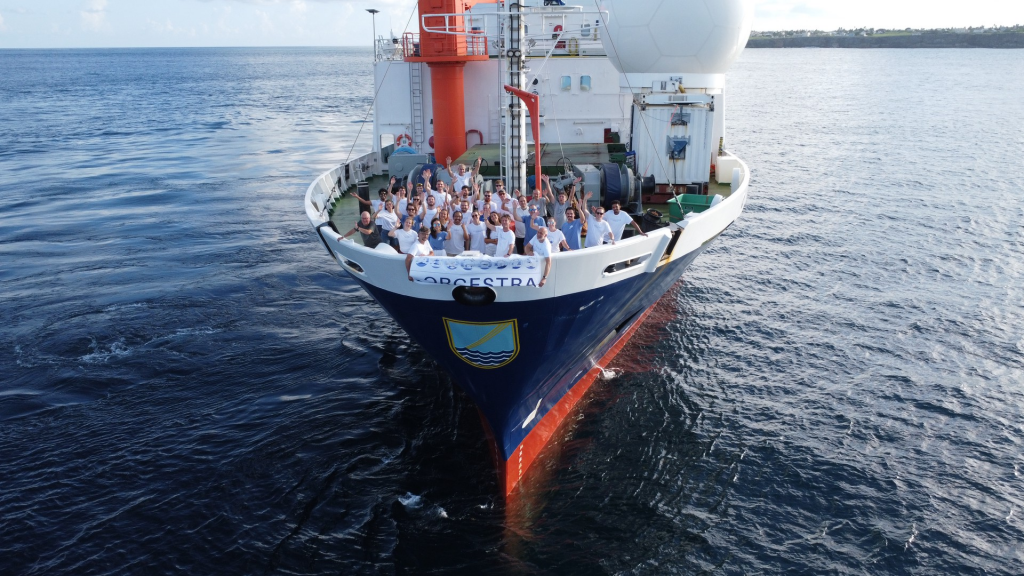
503,304,655,496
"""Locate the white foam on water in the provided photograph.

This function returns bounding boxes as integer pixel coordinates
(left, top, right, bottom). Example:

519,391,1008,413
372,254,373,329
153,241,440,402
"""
905,524,918,551
80,338,134,364
398,493,422,509
171,327,218,338
280,394,312,402
103,303,147,312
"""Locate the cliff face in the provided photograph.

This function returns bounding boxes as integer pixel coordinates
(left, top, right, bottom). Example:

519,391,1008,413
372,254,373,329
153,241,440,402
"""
747,33,1024,49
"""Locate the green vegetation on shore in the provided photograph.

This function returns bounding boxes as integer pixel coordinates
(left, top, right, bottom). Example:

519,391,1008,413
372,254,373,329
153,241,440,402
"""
747,26,1024,48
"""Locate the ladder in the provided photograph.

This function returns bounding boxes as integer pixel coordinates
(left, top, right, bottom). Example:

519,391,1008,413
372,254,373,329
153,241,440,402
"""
506,5,527,194
410,63,425,149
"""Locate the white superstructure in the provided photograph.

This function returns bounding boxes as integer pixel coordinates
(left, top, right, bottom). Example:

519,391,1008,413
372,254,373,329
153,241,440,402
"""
371,0,751,190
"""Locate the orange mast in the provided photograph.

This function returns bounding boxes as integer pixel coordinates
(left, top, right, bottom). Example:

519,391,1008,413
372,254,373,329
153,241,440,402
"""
407,0,488,163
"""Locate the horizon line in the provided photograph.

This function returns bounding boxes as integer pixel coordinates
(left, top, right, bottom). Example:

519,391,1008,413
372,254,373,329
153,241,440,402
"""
0,44,376,50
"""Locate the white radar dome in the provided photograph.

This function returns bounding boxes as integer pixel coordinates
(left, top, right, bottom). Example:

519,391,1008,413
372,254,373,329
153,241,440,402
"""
598,0,754,75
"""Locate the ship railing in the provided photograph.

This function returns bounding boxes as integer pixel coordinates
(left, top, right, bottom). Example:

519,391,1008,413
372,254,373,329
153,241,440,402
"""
404,25,488,59
419,10,608,58
400,33,420,59
304,150,385,236
525,34,606,57
376,37,407,62
306,156,750,297
306,154,749,293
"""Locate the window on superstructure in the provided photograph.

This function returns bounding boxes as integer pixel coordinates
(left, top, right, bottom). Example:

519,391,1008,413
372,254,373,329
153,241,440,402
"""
560,76,572,91
580,75,592,92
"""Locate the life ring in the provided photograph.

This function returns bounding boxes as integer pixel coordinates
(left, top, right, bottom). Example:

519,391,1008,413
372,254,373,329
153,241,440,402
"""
396,133,414,148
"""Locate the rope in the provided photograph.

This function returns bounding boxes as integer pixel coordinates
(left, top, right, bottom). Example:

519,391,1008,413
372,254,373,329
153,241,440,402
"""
344,3,420,165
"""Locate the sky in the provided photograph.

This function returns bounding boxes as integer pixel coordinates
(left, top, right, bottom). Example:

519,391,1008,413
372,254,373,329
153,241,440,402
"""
0,0,1022,49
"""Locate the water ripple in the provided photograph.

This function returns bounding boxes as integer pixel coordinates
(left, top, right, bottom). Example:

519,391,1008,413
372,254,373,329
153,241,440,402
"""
1,47,1023,575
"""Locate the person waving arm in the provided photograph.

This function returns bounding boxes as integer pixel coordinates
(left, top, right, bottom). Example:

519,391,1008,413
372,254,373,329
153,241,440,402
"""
445,156,456,182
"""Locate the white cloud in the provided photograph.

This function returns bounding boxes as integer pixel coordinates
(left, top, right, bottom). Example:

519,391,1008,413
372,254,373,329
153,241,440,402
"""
80,0,108,31
147,18,198,37
0,12,6,32
256,9,275,33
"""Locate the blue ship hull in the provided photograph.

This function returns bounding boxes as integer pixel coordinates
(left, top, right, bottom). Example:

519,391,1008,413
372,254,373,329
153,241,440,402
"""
353,245,707,494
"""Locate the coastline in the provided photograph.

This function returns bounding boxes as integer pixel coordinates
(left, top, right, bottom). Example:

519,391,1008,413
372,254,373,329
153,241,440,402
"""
747,32,1024,49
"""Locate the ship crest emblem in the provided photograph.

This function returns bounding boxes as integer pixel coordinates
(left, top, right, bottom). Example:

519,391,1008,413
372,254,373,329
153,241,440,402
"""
443,318,519,370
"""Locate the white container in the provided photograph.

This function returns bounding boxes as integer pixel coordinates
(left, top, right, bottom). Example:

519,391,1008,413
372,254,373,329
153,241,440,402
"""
716,154,741,184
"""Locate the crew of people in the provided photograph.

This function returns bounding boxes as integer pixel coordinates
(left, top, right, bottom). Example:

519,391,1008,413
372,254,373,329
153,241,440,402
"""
342,157,648,284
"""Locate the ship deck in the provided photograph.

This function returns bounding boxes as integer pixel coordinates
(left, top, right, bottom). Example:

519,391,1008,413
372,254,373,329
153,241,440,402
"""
328,144,732,238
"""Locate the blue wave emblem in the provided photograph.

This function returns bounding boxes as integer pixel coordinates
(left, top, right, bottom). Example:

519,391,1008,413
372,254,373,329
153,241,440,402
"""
454,347,516,367
444,319,519,370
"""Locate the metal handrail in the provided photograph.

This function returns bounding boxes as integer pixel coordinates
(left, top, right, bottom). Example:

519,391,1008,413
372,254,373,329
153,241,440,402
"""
315,223,338,258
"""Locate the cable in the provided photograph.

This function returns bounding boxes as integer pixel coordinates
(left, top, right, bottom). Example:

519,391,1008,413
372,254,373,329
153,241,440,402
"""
344,3,421,165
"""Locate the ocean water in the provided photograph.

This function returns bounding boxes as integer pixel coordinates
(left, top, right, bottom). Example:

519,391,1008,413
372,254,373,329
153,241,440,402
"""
1,47,1022,574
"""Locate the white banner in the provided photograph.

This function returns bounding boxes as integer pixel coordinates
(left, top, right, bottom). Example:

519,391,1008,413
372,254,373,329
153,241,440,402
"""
410,256,544,287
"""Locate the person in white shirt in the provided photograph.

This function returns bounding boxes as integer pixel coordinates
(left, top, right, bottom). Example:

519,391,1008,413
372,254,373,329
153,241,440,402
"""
495,189,514,216
374,200,400,248
354,186,389,214
580,191,614,248
388,216,420,254
495,214,517,258
482,212,502,256
604,199,648,241
445,210,469,256
431,180,451,208
394,186,409,217
512,194,531,254
419,195,439,226
405,227,434,281
532,217,571,253
465,211,487,253
446,156,481,193
525,226,553,287
475,188,498,214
